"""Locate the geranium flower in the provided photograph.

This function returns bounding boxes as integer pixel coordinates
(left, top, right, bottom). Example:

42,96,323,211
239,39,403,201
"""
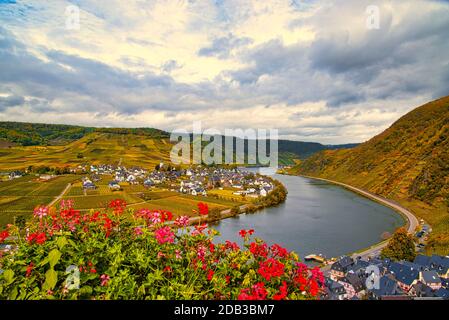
196,244,207,261
258,258,285,281
26,262,34,277
134,226,143,236
154,226,175,244
270,244,288,258
272,281,288,300
197,202,209,216
27,232,46,245
100,274,110,287
174,215,190,227
239,229,255,238
207,269,214,281
0,230,9,243
33,206,49,219
192,224,207,236
238,282,267,300
250,242,268,258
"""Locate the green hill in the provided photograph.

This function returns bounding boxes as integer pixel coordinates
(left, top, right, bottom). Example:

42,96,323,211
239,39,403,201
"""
0,121,357,169
290,95,449,255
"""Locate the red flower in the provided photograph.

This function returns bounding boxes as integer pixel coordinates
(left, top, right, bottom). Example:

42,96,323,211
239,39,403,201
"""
0,230,9,243
26,262,34,277
225,275,231,284
102,216,113,238
239,229,255,238
238,282,267,300
197,202,209,216
90,268,97,274
164,266,172,273
270,244,288,258
209,242,215,253
207,269,214,281
272,281,288,300
258,258,285,281
250,242,268,258
108,199,127,215
27,232,46,245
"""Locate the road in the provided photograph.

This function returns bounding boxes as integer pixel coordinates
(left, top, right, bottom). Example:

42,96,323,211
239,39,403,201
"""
299,175,420,268
48,183,72,207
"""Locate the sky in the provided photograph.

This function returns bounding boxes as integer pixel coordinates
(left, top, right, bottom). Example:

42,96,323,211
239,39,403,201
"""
0,0,448,144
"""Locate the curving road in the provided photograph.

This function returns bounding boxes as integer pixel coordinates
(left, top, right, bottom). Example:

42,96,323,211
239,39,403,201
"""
299,175,420,261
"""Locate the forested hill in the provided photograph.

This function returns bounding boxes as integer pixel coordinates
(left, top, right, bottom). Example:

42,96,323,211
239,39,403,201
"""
290,95,449,255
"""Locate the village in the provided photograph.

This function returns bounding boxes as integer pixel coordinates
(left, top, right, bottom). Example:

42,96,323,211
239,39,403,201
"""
77,163,275,198
322,253,449,300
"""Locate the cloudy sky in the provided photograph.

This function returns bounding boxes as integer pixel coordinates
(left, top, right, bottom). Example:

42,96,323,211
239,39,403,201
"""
0,0,448,144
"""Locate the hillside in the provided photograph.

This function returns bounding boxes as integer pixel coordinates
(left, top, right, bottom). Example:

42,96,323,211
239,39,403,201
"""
290,95,449,255
0,121,357,169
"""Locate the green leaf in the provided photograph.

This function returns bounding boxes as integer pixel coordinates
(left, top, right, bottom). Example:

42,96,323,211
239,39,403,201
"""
43,269,58,290
2,269,15,286
48,249,62,268
56,237,68,250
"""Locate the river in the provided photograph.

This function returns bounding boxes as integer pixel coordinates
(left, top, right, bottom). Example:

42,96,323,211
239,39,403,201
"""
211,170,405,260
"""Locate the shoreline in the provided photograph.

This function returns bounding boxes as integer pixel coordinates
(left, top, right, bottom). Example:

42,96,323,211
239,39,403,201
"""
294,174,420,260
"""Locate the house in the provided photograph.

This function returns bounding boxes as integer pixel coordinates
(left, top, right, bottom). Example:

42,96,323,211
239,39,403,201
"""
419,271,442,290
330,256,354,280
143,179,154,188
82,179,97,190
108,181,121,191
369,275,402,300
39,174,54,181
429,255,449,278
323,278,347,300
387,262,420,293
411,282,435,298
126,175,137,184
9,171,23,180
339,273,365,299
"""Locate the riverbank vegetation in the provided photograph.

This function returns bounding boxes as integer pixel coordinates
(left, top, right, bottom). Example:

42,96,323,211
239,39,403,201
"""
0,201,323,300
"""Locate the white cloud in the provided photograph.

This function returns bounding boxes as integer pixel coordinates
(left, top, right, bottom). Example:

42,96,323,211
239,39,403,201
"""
0,0,448,143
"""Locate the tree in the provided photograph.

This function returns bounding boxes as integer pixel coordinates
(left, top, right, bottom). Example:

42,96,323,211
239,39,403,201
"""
380,228,416,262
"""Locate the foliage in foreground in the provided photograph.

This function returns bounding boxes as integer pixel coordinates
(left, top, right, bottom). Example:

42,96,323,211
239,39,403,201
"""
0,200,323,300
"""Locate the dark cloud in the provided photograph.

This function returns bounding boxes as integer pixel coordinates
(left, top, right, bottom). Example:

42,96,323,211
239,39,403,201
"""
0,94,24,111
198,34,252,59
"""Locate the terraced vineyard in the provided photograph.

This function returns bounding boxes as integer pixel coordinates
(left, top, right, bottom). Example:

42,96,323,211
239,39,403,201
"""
0,132,173,171
0,175,80,225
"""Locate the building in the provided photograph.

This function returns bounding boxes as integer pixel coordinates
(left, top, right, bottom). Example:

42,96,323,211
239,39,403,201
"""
330,256,354,281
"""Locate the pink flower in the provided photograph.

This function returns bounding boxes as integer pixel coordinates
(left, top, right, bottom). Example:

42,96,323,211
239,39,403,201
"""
60,199,74,210
33,206,49,219
134,226,143,236
151,211,162,224
100,274,110,287
175,249,182,259
157,251,166,259
197,244,207,261
174,215,190,227
154,226,175,244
